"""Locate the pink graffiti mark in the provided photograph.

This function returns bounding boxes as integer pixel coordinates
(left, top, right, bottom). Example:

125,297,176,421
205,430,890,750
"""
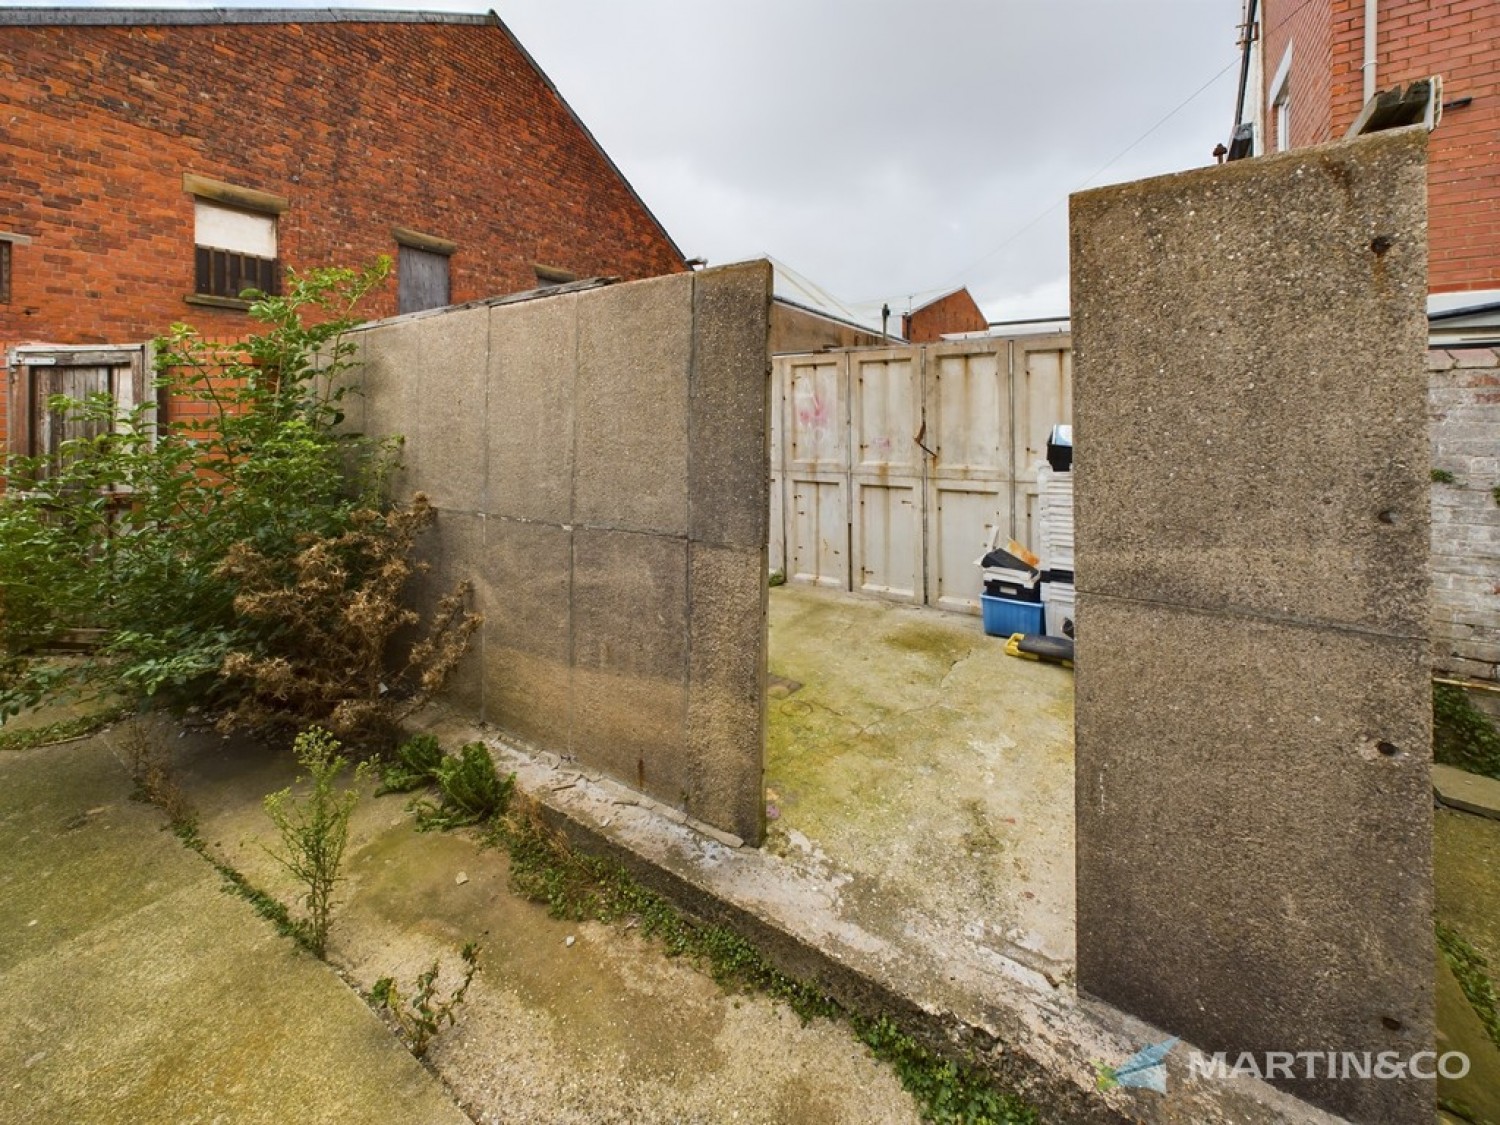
795,391,830,430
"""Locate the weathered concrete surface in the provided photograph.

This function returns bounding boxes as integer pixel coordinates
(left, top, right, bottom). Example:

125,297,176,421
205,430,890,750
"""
353,261,772,843
1434,761,1500,821
162,721,922,1125
765,585,1075,973
1071,128,1433,1122
407,586,1346,1125
0,732,468,1125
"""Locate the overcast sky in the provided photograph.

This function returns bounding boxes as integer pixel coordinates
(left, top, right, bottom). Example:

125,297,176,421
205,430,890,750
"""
19,0,1247,321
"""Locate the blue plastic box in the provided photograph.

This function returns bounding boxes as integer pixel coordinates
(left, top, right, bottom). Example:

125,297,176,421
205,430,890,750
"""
980,593,1045,638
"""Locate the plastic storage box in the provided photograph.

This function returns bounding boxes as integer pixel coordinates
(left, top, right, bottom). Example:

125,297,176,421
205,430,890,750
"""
1042,582,1075,639
981,594,1045,638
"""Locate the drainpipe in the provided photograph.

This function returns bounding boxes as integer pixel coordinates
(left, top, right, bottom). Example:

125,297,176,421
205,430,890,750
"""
1363,0,1378,102
1233,0,1260,129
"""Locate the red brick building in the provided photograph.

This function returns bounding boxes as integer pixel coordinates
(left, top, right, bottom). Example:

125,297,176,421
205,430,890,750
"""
0,8,686,455
900,288,987,343
1239,0,1498,292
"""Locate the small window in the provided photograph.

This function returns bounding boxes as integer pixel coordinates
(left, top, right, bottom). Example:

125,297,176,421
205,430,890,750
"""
183,174,287,306
195,199,279,299
0,230,28,304
394,228,456,315
1268,42,1293,153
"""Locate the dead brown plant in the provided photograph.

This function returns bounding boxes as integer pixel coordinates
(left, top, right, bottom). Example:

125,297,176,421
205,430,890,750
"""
212,493,481,751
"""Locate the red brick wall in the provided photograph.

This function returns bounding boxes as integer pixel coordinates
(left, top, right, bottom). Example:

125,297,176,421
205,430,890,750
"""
901,288,987,343
0,16,686,444
1260,0,1335,150
1330,0,1500,292
1263,0,1500,292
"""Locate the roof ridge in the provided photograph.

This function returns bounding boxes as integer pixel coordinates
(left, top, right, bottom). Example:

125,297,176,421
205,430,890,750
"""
0,8,498,27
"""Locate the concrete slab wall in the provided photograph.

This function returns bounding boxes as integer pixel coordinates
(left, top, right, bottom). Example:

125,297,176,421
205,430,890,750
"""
1070,130,1433,1122
352,262,772,844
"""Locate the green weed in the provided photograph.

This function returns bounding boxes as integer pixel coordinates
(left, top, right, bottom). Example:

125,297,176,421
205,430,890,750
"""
369,942,481,1057
1438,921,1500,1051
263,727,367,957
1434,682,1500,781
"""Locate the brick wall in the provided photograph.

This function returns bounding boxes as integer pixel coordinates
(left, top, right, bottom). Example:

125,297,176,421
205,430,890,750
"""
900,288,987,344
1429,346,1500,683
1260,0,1334,151
1264,0,1500,291
0,15,685,444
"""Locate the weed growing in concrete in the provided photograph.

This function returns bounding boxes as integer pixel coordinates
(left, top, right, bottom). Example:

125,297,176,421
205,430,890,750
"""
1434,682,1500,781
369,942,481,1057
118,720,198,834
1438,921,1500,1051
855,1016,1037,1125
378,737,514,830
0,702,131,753
374,733,445,794
263,727,367,958
1431,468,1457,484
491,797,1034,1121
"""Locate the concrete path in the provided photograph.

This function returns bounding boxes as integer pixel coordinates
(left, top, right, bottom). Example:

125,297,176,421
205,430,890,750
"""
0,730,468,1125
1,716,921,1125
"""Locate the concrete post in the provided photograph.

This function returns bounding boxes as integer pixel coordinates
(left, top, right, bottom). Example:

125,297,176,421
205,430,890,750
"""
1070,129,1433,1122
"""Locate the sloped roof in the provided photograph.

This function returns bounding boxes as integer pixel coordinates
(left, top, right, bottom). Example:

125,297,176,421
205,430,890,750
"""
768,256,892,338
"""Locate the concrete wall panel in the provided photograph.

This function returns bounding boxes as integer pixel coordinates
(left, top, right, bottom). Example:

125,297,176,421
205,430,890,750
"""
354,264,771,842
486,295,577,525
1071,129,1432,1123
575,274,693,535
687,544,768,842
690,260,772,549
403,307,490,513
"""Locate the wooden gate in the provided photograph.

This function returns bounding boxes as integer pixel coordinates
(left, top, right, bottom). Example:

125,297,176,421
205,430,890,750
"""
771,334,1071,613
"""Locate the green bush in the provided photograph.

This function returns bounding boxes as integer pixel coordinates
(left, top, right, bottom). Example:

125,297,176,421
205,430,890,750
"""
0,259,479,745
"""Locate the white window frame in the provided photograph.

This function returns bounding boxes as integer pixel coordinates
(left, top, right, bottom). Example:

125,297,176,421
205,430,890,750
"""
1269,42,1294,152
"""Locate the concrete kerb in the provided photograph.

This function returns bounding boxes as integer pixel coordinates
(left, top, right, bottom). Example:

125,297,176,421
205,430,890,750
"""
406,704,1344,1125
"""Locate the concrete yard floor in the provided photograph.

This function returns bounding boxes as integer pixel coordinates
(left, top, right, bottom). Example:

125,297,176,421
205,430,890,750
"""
0,729,467,1125
767,585,1076,973
1,717,922,1125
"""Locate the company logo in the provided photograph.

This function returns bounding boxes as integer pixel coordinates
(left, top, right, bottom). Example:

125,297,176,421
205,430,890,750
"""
1095,1037,1179,1093
1095,1038,1471,1097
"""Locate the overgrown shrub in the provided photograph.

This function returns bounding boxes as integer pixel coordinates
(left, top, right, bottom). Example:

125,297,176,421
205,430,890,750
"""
0,259,479,746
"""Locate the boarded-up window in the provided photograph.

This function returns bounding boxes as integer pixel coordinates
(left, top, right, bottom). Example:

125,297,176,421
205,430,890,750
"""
398,245,452,314
194,199,279,299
